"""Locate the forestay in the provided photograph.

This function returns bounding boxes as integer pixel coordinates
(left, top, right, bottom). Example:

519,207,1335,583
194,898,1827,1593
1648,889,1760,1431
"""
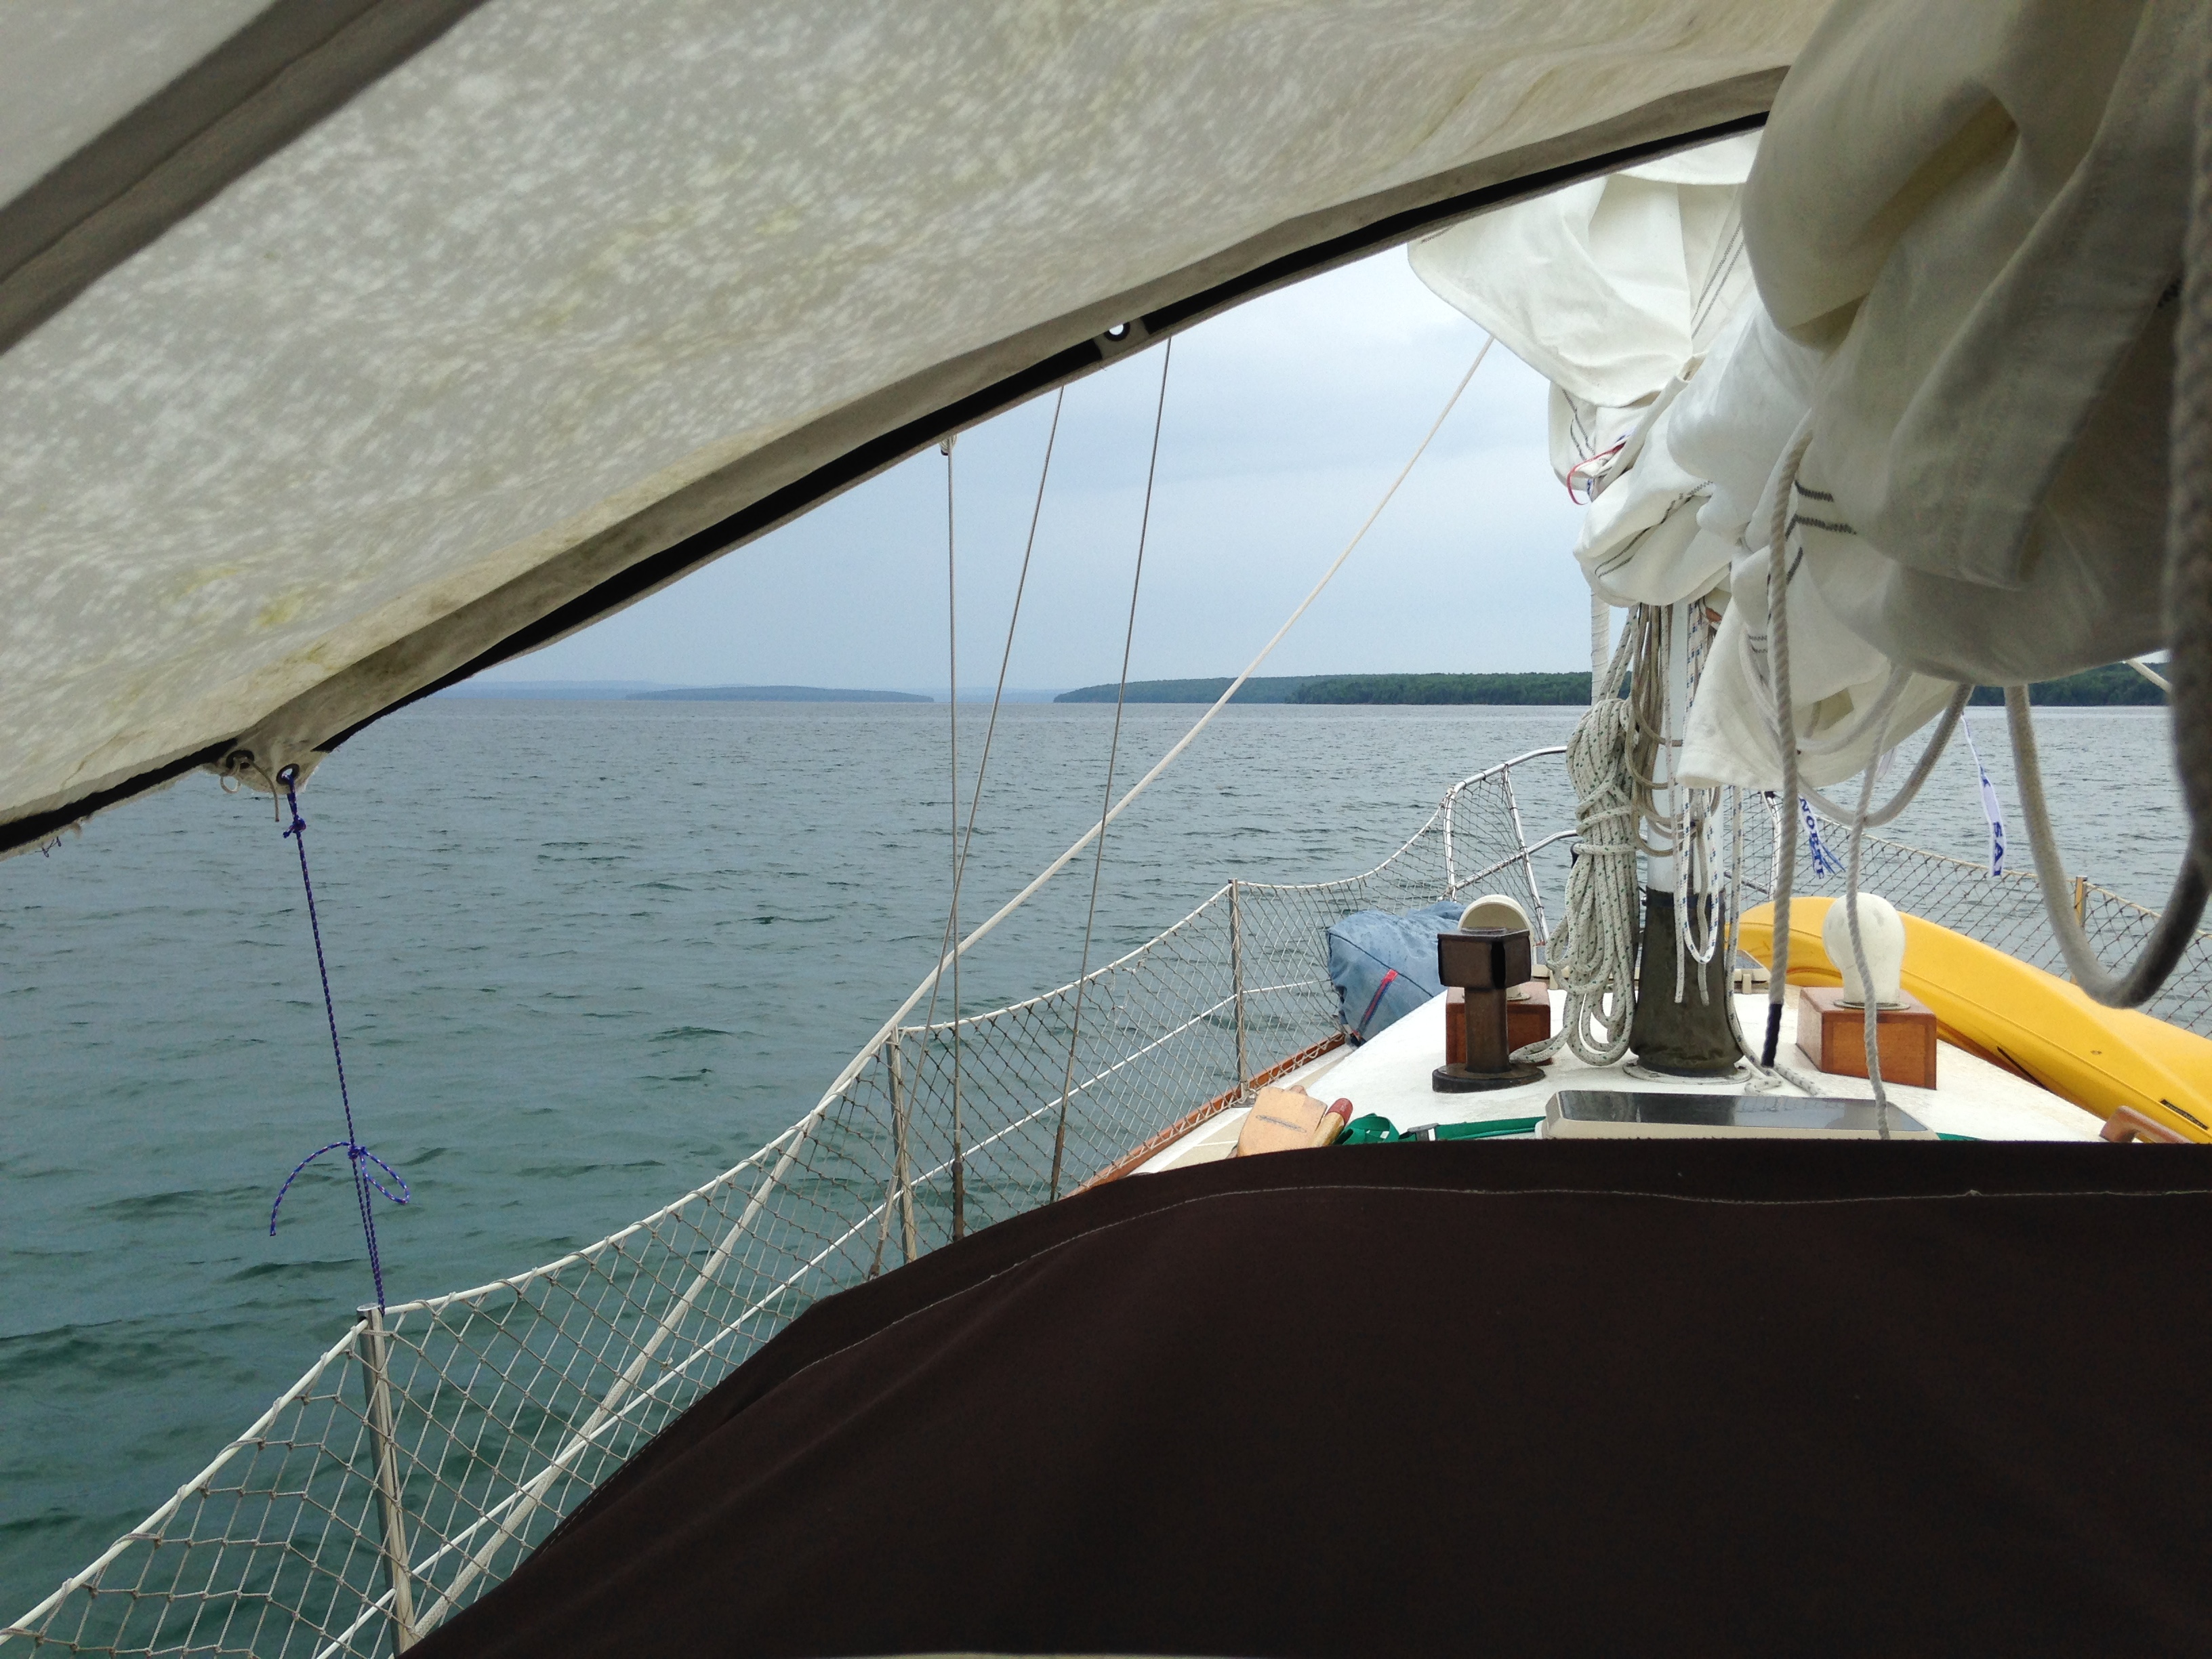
0,0,1822,856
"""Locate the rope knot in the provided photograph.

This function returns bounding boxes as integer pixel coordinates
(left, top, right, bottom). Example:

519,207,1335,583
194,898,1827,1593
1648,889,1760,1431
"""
269,1139,409,1235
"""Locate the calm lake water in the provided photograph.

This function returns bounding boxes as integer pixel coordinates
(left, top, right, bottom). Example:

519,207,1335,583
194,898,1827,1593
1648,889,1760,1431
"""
0,699,2187,1614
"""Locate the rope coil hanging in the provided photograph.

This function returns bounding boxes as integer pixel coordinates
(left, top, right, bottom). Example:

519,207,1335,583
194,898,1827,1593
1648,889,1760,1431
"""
1672,599,1721,1006
1515,622,1643,1067
1757,416,1816,1069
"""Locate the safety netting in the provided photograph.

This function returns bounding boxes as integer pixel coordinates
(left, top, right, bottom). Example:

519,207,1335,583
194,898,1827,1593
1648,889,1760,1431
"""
1736,802,2212,1040
8,746,2207,1656
1,753,1564,1656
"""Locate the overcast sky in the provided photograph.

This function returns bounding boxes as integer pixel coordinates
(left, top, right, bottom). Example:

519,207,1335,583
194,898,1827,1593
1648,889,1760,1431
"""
482,247,1589,693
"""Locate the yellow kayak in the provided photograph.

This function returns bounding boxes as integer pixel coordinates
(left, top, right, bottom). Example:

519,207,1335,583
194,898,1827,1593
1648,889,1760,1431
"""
1739,898,2212,1143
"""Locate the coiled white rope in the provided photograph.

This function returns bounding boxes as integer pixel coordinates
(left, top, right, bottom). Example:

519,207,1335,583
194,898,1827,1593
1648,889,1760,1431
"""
1517,625,1643,1066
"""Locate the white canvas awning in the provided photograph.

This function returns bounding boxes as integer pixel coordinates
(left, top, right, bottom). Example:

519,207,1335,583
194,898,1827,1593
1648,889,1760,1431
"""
0,1,1823,855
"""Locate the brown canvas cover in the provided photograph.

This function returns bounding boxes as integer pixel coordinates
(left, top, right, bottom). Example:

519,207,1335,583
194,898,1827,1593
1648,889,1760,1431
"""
413,1142,2212,1658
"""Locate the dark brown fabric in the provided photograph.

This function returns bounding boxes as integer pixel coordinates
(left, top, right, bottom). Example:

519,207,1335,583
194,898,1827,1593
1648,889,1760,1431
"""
416,1143,2212,1658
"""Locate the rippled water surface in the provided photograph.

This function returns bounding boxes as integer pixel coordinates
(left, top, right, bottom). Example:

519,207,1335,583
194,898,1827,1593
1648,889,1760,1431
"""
0,699,2186,1614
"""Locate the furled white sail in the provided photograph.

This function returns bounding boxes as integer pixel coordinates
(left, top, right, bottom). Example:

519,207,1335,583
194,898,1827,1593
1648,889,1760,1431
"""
1749,0,2190,689
1687,0,2192,787
0,1,1819,855
1410,131,1759,487
1411,131,1763,623
1414,0,2193,791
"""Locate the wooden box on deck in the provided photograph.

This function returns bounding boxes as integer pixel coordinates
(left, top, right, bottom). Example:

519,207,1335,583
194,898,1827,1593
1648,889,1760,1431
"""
1796,985,1939,1088
1445,986,1551,1065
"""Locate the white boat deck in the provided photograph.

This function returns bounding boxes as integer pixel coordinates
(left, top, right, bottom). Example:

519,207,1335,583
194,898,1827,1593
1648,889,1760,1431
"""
1138,986,2104,1174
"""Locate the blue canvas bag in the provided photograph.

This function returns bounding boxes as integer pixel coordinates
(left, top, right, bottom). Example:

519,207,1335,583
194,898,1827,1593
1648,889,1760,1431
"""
1325,899,1463,1044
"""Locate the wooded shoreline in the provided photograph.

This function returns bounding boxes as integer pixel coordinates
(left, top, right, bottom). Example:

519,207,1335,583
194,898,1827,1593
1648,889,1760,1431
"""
1057,665,2165,707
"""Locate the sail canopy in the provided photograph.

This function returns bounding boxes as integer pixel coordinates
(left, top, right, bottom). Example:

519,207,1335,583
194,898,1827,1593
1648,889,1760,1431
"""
0,1,1820,855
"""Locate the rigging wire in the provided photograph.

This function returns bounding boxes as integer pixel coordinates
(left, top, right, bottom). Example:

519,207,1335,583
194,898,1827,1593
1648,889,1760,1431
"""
921,388,1066,1037
1051,339,1172,1200
804,334,1494,1126
892,388,1065,1265
942,434,965,1237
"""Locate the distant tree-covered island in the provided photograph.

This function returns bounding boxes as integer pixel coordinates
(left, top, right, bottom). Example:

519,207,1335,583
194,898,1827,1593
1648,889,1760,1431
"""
1056,672,1597,704
1967,663,2165,706
1291,673,1596,705
1057,665,2167,707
